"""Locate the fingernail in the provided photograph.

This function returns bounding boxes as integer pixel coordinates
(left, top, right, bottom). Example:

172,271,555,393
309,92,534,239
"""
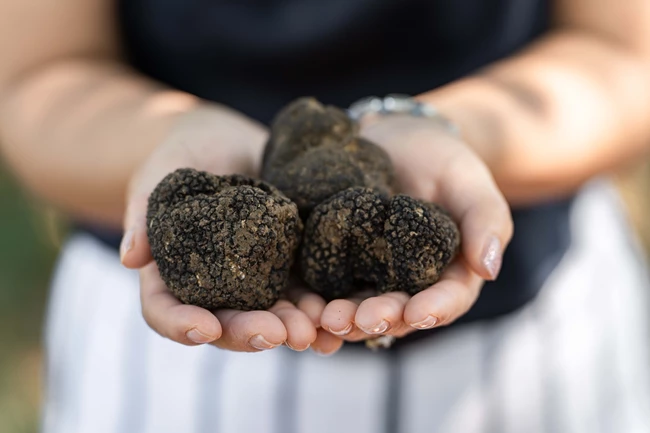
186,328,215,344
360,319,390,335
120,229,135,262
312,348,335,357
249,334,278,351
482,236,503,280
329,322,353,336
410,315,438,330
286,342,310,352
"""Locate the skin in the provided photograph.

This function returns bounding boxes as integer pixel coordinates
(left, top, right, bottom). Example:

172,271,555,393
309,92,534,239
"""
1,0,650,354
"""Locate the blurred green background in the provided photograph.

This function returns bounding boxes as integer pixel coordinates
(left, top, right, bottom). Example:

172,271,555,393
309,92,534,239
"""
0,160,649,433
0,162,65,433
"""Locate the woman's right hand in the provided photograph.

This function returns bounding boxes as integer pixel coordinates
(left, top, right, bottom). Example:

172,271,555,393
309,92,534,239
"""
120,104,343,355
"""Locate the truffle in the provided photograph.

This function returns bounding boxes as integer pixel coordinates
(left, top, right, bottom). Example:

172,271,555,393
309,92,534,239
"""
262,97,461,299
146,168,303,311
300,188,461,300
262,97,395,217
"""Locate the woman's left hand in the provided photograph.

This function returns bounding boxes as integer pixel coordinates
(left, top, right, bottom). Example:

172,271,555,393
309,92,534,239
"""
320,115,514,341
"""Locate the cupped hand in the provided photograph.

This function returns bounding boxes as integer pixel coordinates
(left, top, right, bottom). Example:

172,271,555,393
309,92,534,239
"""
120,105,341,354
320,115,513,341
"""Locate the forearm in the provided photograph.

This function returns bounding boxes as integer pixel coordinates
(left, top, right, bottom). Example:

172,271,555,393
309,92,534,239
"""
421,30,650,205
0,60,260,228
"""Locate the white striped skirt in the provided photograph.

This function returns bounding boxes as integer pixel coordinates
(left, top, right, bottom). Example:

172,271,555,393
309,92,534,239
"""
41,181,650,433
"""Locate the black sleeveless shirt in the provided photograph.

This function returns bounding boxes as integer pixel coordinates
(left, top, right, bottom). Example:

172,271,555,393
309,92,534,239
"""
102,0,572,326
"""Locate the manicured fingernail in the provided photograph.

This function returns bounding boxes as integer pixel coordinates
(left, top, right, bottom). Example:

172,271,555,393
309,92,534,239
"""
249,334,278,351
186,328,215,344
360,320,390,335
410,315,438,330
120,229,135,262
286,342,310,352
329,322,353,336
482,236,503,280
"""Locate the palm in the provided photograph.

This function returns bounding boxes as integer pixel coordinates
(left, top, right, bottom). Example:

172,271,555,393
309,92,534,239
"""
122,109,344,354
318,115,512,341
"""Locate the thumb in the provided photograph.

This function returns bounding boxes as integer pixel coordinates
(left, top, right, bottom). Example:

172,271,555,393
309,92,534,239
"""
120,188,154,269
120,144,195,269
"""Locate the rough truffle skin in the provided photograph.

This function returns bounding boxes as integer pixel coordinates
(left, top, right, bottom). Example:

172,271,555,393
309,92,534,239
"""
300,188,460,300
262,97,395,217
146,168,303,311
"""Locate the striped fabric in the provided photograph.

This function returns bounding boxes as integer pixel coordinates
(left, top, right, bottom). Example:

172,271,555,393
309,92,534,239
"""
41,180,650,433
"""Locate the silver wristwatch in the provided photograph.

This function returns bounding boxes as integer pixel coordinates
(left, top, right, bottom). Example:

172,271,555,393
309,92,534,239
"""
348,94,460,137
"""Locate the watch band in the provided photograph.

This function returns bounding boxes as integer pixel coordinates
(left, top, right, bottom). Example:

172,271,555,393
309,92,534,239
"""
348,94,460,137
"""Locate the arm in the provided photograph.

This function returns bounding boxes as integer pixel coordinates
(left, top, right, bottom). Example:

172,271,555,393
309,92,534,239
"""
421,0,650,205
0,0,263,228
323,0,650,340
0,0,335,354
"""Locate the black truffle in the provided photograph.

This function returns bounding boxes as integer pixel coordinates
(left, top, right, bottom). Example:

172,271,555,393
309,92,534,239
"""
146,168,303,311
262,97,395,217
262,97,461,299
300,188,461,300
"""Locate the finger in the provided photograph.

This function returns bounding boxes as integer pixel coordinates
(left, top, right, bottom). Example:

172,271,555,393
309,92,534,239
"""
403,260,483,329
269,300,317,351
337,328,379,342
140,263,222,345
354,292,411,336
435,148,514,281
389,323,417,339
295,292,327,328
212,309,287,352
310,328,344,356
321,298,375,341
320,298,362,336
121,192,153,269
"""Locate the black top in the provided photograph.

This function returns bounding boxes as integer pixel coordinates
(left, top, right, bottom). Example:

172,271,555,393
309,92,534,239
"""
84,0,572,328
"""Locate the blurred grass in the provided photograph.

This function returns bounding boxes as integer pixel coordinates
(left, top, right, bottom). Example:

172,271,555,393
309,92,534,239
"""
0,158,648,433
0,162,64,433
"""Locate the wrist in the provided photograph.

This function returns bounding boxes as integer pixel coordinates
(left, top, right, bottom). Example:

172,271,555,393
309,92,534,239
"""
166,102,268,176
350,94,460,137
416,81,504,174
128,103,267,214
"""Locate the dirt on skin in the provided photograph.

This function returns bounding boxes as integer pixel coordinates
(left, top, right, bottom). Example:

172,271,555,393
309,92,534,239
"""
146,168,302,311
